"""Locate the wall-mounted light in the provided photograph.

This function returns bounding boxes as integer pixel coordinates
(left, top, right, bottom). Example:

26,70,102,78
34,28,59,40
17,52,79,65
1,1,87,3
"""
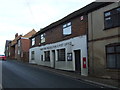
80,16,84,21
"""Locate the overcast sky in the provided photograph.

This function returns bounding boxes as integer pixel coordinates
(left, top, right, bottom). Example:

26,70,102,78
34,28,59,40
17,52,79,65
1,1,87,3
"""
0,0,95,55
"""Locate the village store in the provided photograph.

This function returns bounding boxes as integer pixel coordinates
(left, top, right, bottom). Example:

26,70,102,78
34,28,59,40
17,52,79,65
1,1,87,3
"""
29,35,88,76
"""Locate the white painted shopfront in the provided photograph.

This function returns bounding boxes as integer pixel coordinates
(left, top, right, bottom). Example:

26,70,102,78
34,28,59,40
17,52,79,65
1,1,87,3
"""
29,35,88,76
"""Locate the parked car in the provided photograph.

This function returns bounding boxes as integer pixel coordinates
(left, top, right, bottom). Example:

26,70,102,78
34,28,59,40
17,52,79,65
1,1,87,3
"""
0,55,6,60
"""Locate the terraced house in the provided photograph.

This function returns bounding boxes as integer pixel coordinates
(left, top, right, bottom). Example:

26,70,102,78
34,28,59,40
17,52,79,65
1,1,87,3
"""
8,33,22,60
6,29,36,62
16,29,36,62
88,2,120,80
4,40,12,58
29,2,120,78
29,4,90,76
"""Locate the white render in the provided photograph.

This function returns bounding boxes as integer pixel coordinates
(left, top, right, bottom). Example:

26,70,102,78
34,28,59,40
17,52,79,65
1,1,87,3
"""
29,35,88,76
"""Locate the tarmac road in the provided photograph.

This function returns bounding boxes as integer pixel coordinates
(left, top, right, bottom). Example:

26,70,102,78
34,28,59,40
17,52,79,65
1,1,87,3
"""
2,60,102,88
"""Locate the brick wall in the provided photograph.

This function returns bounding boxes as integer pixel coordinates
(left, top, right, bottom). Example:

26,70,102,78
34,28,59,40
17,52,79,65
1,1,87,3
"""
31,15,88,47
16,39,30,62
21,39,30,52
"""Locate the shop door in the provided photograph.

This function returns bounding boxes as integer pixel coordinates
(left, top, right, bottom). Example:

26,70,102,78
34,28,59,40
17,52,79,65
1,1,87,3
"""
74,50,81,72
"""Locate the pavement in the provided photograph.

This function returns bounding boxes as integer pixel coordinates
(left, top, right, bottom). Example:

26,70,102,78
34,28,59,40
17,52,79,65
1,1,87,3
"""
0,84,2,90
28,63,120,89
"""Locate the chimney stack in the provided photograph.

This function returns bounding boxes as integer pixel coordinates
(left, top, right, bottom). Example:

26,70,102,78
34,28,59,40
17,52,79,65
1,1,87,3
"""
15,33,18,38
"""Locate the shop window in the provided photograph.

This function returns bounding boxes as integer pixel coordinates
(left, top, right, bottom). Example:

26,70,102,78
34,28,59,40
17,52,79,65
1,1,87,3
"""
63,22,72,36
32,38,35,46
41,33,46,43
104,7,120,29
106,43,120,69
31,51,35,60
67,53,72,61
58,49,66,61
44,51,50,61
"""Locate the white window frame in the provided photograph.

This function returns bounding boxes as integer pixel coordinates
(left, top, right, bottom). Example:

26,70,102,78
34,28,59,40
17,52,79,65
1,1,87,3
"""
41,33,46,43
32,38,35,46
63,22,72,36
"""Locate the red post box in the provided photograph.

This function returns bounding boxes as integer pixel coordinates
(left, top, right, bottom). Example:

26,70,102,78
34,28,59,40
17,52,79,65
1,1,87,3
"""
83,57,86,68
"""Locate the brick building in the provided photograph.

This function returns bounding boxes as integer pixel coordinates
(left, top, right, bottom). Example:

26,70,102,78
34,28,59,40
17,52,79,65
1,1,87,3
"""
6,29,36,62
29,2,119,78
4,40,12,58
29,2,110,76
9,33,22,60
16,29,36,62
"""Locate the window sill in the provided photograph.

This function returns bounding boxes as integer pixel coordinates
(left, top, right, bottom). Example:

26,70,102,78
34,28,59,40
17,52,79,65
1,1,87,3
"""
44,61,50,62
104,25,120,30
67,60,72,61
106,68,120,72
63,34,72,37
57,61,66,62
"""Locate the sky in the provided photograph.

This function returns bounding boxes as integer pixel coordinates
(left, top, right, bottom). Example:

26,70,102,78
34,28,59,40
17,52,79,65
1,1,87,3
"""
0,0,96,55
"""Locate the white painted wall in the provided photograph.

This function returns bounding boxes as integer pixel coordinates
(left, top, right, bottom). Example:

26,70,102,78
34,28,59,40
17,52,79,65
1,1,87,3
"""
72,35,88,76
29,35,88,76
29,47,40,64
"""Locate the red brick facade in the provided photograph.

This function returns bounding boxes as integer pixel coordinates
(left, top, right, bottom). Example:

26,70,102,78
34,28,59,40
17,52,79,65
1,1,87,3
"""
31,15,88,47
17,39,30,62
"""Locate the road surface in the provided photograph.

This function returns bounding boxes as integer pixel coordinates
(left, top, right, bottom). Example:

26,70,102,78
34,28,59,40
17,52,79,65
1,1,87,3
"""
1,60,103,88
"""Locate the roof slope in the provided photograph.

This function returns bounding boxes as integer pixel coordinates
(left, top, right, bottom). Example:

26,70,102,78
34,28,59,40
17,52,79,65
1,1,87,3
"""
23,29,36,38
30,2,112,38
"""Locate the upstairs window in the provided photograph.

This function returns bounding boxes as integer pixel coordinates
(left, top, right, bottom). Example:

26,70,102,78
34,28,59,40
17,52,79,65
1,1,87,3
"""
106,43,120,69
32,38,35,46
41,33,46,43
63,22,72,36
104,7,120,29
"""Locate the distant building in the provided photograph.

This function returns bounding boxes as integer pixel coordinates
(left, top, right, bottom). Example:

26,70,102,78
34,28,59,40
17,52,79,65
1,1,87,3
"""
11,33,22,60
4,40,12,58
16,29,36,62
5,29,36,62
